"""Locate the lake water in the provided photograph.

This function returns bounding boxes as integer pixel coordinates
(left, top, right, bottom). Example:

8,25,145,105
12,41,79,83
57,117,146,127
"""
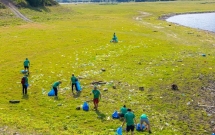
166,12,215,33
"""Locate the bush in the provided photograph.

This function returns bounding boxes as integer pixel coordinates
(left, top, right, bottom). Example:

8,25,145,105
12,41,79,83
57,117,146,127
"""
0,3,6,9
26,0,58,7
12,0,28,7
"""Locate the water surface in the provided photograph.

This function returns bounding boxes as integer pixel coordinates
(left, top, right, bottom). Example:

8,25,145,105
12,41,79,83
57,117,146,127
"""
166,12,215,33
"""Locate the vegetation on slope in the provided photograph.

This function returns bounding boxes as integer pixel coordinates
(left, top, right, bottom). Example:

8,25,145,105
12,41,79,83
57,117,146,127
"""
3,0,58,7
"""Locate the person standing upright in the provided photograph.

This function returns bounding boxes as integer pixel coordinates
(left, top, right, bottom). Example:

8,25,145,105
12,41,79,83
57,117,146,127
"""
92,86,101,110
23,58,30,74
71,74,78,93
122,108,136,135
21,74,28,95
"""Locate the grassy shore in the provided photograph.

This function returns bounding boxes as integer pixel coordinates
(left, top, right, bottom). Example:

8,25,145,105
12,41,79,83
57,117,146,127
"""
0,1,215,134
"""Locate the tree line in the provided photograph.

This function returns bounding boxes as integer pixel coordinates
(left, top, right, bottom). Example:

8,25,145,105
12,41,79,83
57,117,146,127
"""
57,0,174,2
10,0,58,7
26,0,58,6
10,0,174,7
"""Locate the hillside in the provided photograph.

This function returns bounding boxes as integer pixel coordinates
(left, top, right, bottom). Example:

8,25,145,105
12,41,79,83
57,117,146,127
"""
0,0,31,21
0,1,215,135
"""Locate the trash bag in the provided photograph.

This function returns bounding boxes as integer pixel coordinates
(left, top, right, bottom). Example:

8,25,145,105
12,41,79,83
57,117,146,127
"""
116,126,122,135
76,81,82,91
136,123,145,131
48,89,55,96
82,102,89,111
112,111,120,119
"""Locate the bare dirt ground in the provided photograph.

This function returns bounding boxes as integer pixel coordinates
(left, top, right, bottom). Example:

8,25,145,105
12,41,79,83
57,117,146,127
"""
133,11,151,21
0,0,32,22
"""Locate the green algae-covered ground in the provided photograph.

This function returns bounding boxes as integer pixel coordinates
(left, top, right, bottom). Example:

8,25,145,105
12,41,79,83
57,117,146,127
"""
0,1,215,134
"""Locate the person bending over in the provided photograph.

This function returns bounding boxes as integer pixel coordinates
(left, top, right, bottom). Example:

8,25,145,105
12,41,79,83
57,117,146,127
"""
52,81,62,97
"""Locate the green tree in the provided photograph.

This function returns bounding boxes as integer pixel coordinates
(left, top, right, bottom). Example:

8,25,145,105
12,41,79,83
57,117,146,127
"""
26,0,58,7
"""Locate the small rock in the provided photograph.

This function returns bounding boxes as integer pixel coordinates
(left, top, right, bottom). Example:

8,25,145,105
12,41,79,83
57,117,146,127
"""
76,107,81,110
57,104,62,106
101,68,106,72
139,87,144,91
172,84,178,90
103,88,108,91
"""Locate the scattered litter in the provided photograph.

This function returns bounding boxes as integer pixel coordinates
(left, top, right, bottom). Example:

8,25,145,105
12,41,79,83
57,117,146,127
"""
187,102,190,105
92,81,107,85
42,89,46,95
106,116,110,120
201,54,206,57
208,114,212,116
